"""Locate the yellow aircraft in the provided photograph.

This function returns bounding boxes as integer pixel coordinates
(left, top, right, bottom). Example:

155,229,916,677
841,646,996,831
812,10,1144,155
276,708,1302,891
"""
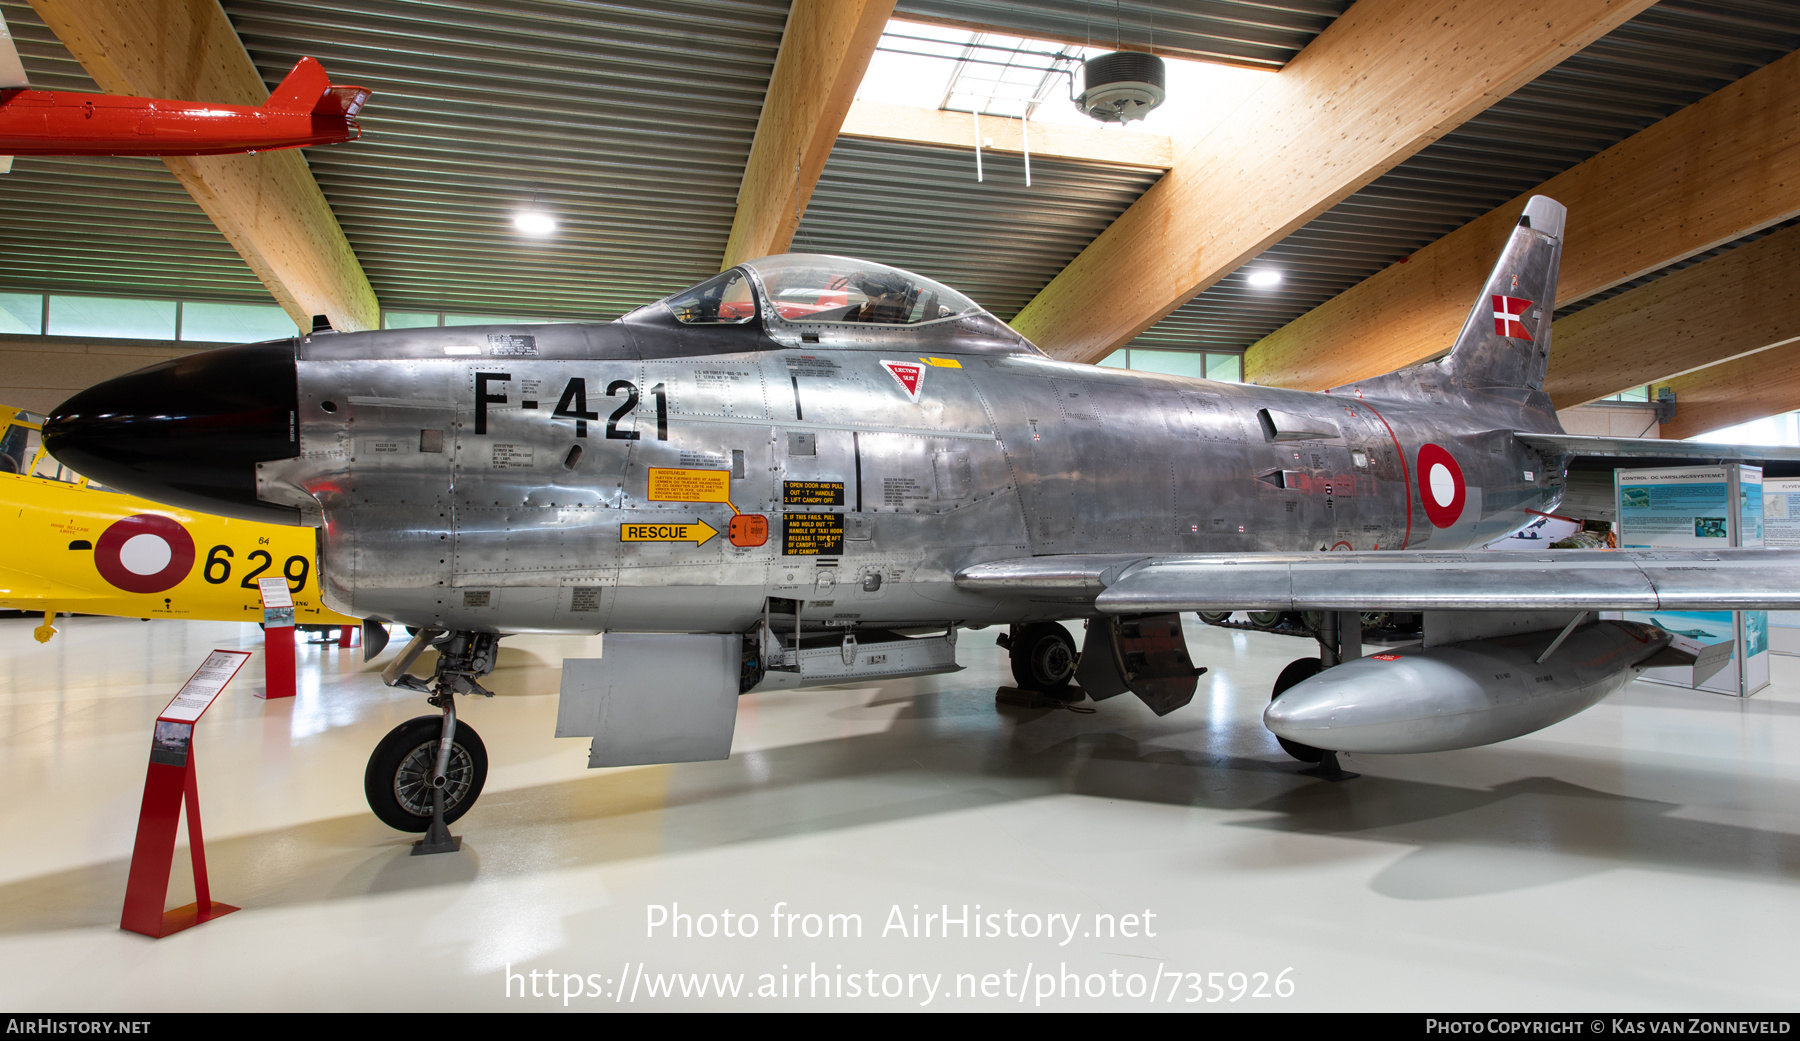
0,405,358,641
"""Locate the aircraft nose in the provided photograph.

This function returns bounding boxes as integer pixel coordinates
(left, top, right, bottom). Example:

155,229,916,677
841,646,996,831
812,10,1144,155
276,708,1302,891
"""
43,340,301,523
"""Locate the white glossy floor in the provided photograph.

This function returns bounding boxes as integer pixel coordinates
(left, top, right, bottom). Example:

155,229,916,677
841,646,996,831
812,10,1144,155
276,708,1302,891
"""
1,614,1797,1012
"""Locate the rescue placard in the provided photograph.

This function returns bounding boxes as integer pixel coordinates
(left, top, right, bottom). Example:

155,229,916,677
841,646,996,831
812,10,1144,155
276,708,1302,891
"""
784,480,845,506
782,513,844,556
647,467,732,504
621,519,719,546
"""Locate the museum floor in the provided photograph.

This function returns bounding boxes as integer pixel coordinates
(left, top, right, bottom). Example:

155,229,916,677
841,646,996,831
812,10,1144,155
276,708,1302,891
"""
0,614,1795,1012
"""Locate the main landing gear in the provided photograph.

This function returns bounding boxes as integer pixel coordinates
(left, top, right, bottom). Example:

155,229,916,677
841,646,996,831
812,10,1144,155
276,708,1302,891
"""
364,629,500,850
1268,609,1361,782
1003,622,1079,698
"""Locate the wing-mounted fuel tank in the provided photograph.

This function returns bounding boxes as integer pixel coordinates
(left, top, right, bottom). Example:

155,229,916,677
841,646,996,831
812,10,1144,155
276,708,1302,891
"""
1264,612,1729,755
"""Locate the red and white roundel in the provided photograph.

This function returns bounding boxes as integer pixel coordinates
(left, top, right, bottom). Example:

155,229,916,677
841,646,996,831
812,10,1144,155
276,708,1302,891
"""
1416,444,1467,528
94,514,195,594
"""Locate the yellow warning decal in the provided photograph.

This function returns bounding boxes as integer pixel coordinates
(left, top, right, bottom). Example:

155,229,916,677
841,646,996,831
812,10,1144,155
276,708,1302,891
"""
920,356,962,368
621,519,719,547
646,467,734,511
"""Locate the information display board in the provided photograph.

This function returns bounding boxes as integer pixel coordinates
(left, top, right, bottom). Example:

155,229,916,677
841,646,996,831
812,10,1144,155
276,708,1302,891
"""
1762,477,1800,653
1616,465,1768,696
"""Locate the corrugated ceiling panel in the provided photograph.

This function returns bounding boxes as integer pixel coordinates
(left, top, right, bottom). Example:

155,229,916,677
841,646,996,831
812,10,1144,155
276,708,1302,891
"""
225,0,790,319
793,139,1161,320
893,0,1351,70
1131,0,1800,355
0,1,267,301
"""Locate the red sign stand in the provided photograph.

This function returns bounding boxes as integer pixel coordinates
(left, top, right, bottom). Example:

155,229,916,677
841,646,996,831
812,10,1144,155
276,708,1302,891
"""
120,649,252,939
257,576,295,700
338,625,356,648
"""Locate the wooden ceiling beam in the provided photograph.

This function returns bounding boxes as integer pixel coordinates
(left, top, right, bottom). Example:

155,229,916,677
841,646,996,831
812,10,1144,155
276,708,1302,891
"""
26,0,379,331
1653,348,1800,441
1007,0,1654,364
1547,222,1800,409
840,100,1174,168
1247,42,1800,391
722,0,895,269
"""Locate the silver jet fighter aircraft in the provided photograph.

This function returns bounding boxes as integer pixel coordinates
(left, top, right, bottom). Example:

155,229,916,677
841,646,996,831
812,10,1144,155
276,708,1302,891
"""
45,196,1800,833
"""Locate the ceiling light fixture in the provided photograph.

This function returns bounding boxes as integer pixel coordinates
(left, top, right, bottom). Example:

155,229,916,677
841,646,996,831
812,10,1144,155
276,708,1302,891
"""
513,210,556,237
1246,269,1282,289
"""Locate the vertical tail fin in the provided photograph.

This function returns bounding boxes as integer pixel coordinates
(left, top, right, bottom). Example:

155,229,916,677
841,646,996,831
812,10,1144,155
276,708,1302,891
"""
263,56,372,119
1444,195,1566,391
264,57,331,112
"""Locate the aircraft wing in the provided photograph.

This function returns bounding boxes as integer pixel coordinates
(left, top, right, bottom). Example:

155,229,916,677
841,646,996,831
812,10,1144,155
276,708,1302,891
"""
1515,432,1800,469
0,560,106,610
956,548,1800,613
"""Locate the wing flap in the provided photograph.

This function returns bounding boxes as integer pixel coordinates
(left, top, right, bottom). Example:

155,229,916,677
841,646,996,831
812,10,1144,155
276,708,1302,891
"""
959,549,1800,614
1098,549,1800,612
1516,432,1800,466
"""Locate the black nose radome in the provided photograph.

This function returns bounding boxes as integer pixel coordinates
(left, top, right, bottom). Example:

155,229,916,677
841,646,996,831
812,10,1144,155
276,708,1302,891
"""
44,341,301,523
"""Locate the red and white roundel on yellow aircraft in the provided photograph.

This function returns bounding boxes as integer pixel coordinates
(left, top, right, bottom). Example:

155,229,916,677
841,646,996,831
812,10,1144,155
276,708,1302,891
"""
1416,444,1468,528
92,513,197,594
0,405,355,640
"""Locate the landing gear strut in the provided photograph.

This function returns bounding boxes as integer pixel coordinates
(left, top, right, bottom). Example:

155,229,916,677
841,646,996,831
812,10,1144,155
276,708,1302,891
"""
364,628,500,848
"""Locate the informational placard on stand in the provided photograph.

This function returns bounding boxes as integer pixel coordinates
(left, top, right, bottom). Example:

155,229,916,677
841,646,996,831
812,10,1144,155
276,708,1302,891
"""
121,648,252,938
257,575,295,700
1761,477,1800,653
1616,465,1768,696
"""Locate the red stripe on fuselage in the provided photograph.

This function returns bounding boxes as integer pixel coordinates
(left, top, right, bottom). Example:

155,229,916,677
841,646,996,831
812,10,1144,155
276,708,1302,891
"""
1361,401,1411,549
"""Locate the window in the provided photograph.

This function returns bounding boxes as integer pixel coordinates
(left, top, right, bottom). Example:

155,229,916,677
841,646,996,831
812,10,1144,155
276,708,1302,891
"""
0,293,41,335
1206,354,1242,382
745,256,981,325
443,313,553,327
664,270,758,325
1099,348,1243,382
181,301,300,343
47,296,176,339
1130,349,1205,378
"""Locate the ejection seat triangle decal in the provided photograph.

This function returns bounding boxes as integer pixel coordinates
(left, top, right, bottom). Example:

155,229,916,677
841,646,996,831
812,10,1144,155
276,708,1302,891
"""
880,360,925,401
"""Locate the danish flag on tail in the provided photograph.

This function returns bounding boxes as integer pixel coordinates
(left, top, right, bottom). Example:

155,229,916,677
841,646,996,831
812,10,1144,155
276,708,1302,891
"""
1491,295,1534,340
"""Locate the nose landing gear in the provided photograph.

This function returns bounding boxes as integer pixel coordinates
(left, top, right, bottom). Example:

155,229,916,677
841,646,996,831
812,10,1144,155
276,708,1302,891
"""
364,629,500,848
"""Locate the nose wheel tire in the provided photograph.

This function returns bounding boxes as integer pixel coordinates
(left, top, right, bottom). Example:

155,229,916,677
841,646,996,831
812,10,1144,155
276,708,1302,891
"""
364,715,489,833
1009,622,1078,696
1270,657,1327,764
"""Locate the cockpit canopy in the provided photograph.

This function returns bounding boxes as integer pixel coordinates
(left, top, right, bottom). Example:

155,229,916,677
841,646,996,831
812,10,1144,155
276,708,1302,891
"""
659,254,985,327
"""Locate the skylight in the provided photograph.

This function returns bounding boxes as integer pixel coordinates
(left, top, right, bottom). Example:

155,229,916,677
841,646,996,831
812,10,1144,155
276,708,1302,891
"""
857,18,1273,135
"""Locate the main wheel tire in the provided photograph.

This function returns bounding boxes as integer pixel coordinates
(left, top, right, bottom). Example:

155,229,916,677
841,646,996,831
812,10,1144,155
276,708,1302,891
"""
1197,611,1231,626
1269,657,1327,764
364,715,489,833
1009,622,1078,695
